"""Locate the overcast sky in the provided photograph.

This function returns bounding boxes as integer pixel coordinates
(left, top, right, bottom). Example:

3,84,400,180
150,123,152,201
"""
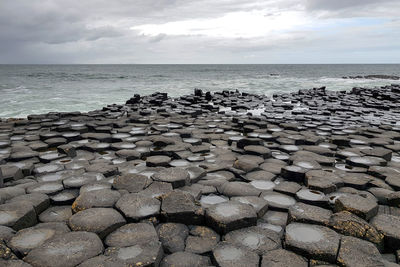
0,0,399,64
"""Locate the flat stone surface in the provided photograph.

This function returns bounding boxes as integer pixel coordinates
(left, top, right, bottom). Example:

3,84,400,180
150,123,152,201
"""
329,211,384,248
285,223,340,263
112,173,152,193
261,249,308,267
205,201,257,234
231,196,269,217
72,189,121,213
337,236,384,267
105,222,158,248
334,193,378,220
161,251,211,267
261,192,297,211
218,181,261,197
212,243,260,267
68,208,126,238
146,155,172,167
24,231,104,267
371,214,400,251
185,225,220,254
8,223,70,256
7,193,49,214
161,191,204,225
39,205,72,223
0,202,37,231
157,223,189,253
223,226,281,254
288,202,332,226
152,167,190,188
116,193,161,221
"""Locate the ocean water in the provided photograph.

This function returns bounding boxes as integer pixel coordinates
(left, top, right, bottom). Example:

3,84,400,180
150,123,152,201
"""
0,64,399,118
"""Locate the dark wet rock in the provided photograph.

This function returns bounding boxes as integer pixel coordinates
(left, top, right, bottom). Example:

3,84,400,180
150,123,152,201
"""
24,231,104,267
0,202,37,231
371,214,400,251
223,226,281,254
261,191,297,211
329,211,384,248
39,205,72,223
116,193,161,221
157,223,188,253
112,173,152,193
105,222,158,248
7,193,49,214
104,241,163,266
152,167,190,188
233,158,259,172
288,202,332,226
205,201,257,234
334,193,378,220
281,165,307,183
146,155,172,167
285,223,340,263
337,236,384,267
261,249,308,267
387,191,400,207
341,173,372,190
68,208,125,239
161,190,204,224
161,251,211,267
212,243,260,267
72,189,121,213
185,225,220,254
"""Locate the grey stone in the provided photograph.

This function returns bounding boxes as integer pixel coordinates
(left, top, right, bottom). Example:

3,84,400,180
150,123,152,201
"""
116,193,160,221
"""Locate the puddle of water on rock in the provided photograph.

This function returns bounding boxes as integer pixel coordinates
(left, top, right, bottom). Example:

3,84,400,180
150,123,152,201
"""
169,159,190,167
296,189,325,201
287,224,324,243
200,195,228,206
295,162,315,169
36,164,60,173
215,203,240,217
242,233,264,249
250,180,275,190
263,194,296,206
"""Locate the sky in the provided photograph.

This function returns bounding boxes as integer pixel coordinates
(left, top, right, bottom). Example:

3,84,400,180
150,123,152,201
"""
0,0,399,64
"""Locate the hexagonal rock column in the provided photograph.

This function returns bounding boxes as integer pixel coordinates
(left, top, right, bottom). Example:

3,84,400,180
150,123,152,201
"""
0,201,37,231
205,201,257,234
212,243,259,267
160,191,204,225
284,223,340,263
334,194,378,220
371,214,400,252
24,231,104,267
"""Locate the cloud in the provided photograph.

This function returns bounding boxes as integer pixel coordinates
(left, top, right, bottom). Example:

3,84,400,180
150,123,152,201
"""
0,0,399,63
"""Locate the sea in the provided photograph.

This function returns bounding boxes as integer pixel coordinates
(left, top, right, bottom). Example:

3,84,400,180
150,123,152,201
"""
0,64,399,118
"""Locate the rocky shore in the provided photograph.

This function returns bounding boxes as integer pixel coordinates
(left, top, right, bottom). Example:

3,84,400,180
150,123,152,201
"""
1,84,400,266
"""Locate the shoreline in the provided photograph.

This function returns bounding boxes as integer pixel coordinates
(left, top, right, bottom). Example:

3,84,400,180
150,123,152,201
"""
1,84,400,265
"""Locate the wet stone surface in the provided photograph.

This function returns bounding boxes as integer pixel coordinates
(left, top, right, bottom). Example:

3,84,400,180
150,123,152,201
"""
1,86,400,265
